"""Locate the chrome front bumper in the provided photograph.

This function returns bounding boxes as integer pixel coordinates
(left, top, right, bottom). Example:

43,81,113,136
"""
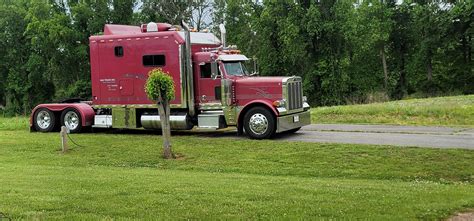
276,109,311,133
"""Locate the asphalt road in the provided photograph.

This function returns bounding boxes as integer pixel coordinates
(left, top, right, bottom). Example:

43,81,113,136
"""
109,124,473,149
273,124,474,149
190,124,474,149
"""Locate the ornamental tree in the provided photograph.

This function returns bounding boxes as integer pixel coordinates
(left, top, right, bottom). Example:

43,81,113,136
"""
145,68,176,159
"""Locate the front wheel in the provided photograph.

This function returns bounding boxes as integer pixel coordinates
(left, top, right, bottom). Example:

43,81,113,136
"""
243,106,276,139
61,108,82,133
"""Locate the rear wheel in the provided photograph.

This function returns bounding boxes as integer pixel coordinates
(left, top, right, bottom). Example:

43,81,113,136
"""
33,108,56,132
243,106,276,139
61,108,82,133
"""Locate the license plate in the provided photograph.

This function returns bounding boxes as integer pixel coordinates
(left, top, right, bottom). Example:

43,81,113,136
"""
293,115,300,123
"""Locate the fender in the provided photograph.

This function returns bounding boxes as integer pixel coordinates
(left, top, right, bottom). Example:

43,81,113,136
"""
237,99,279,127
30,103,95,128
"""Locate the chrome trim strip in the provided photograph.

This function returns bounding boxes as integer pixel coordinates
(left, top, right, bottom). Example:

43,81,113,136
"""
179,44,186,108
198,104,224,110
221,79,233,106
92,104,184,109
221,79,236,125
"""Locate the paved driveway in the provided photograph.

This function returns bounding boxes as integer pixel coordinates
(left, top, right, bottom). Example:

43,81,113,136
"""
111,124,473,149
273,124,474,149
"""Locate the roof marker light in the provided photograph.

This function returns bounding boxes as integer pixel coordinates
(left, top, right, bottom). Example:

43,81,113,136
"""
140,24,147,32
147,22,158,32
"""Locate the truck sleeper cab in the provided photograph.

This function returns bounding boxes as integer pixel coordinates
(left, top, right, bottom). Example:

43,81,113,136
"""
30,22,311,139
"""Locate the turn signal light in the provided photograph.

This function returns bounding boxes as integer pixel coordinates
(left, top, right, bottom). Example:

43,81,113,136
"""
273,99,286,107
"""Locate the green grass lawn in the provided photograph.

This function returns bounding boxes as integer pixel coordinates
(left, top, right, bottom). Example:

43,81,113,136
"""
0,117,473,220
311,95,474,127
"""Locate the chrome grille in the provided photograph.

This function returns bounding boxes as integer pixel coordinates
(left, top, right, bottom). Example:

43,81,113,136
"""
287,80,303,110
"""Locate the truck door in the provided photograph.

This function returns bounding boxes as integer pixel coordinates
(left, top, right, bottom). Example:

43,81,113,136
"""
195,62,221,106
119,79,134,96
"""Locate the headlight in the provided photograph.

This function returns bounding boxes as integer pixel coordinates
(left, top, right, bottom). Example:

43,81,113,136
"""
272,99,286,107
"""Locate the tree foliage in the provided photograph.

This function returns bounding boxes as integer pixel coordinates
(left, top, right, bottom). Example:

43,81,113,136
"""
144,68,175,103
218,0,473,105
0,0,472,115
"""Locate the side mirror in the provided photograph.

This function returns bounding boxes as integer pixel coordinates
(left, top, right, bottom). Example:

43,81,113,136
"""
211,62,220,80
250,58,259,76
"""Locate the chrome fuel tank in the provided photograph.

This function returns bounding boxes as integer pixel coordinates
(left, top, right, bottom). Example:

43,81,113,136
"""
141,114,193,130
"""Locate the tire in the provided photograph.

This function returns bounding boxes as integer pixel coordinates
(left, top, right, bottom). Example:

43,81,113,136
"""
243,106,276,139
33,108,56,132
60,108,82,133
284,127,301,134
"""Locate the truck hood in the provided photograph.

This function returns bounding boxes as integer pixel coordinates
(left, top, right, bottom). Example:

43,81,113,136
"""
234,76,287,85
234,76,287,102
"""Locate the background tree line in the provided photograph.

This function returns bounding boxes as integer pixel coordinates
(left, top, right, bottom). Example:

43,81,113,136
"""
0,0,472,115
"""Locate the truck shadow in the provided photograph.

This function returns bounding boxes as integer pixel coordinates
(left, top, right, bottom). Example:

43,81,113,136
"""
87,127,305,140
89,127,239,138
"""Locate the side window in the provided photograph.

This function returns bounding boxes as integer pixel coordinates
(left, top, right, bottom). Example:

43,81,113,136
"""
114,46,123,57
200,63,221,78
143,55,166,67
200,63,212,78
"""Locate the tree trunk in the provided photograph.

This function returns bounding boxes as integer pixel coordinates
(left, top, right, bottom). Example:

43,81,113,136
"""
462,35,467,63
426,56,433,82
395,54,407,100
380,47,389,90
468,35,472,62
157,97,173,159
163,100,173,159
399,55,407,98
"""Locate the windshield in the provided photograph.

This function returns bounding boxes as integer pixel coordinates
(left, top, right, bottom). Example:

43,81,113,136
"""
223,61,250,76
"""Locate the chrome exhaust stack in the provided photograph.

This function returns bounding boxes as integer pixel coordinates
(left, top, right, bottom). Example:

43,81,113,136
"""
181,20,195,117
219,24,226,48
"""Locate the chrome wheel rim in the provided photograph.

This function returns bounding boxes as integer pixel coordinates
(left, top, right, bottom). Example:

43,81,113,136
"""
36,110,51,129
64,111,79,131
249,113,268,135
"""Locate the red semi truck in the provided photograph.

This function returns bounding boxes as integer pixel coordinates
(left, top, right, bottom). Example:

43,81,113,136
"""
30,22,310,139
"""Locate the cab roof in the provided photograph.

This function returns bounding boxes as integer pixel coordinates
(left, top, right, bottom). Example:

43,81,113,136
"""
94,24,221,45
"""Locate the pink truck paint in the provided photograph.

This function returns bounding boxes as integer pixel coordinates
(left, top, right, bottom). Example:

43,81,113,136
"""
31,22,310,139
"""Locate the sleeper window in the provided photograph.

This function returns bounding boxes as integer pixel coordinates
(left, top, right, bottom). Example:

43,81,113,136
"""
143,55,166,67
114,46,123,57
